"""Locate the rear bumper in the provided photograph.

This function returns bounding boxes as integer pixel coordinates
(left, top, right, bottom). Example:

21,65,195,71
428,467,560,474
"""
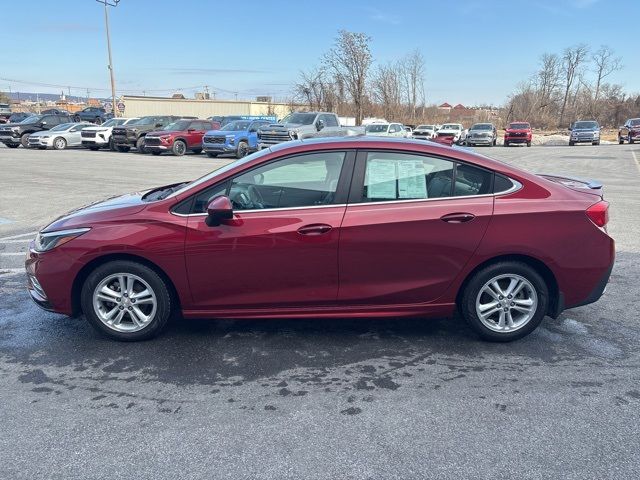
566,258,614,310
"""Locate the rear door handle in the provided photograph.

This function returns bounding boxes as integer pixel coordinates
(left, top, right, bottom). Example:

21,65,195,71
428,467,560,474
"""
297,224,332,235
440,212,475,223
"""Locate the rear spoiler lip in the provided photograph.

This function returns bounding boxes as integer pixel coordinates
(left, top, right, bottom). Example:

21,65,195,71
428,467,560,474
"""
537,173,603,190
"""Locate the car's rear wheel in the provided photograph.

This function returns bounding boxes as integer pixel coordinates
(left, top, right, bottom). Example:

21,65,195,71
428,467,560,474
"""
526,141,531,147
569,141,575,146
618,136,624,144
81,261,172,341
53,137,67,150
172,140,187,156
460,261,548,342
116,145,130,153
592,141,600,146
503,141,509,147
630,137,635,144
20,134,30,148
136,137,147,153
109,138,116,151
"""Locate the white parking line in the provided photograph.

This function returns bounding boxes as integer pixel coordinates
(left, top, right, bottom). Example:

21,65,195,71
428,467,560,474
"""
632,151,640,173
0,231,37,241
0,268,24,275
0,252,26,256
0,239,30,244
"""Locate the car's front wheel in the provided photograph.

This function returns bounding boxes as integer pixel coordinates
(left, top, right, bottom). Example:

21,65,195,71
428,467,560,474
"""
172,140,187,156
81,260,172,341
136,137,147,153
461,261,548,342
20,134,30,148
53,137,67,150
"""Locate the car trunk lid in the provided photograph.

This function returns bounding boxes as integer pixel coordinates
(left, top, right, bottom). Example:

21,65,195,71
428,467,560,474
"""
537,173,604,198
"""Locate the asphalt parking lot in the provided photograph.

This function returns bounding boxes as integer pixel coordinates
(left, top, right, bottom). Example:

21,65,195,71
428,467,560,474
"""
1,144,639,479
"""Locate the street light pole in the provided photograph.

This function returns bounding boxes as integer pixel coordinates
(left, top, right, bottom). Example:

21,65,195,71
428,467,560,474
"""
97,0,120,117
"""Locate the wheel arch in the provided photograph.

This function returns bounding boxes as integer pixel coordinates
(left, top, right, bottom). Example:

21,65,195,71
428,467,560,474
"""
71,253,182,317
456,254,561,318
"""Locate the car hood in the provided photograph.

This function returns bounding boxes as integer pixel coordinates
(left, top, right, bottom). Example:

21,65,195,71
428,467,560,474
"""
29,130,61,137
261,122,303,130
438,128,461,134
43,191,150,232
505,128,530,133
0,122,31,129
572,128,599,132
146,130,181,136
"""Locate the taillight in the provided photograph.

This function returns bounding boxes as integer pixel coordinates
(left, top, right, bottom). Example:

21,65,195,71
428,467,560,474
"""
586,201,609,228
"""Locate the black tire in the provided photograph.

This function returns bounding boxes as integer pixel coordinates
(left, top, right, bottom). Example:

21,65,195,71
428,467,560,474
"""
192,148,202,154
7,144,19,148
136,137,147,153
526,141,531,147
151,151,162,156
89,146,100,151
503,141,509,147
73,115,80,123
207,152,218,158
38,147,47,150
116,145,130,153
20,134,30,148
109,138,116,151
592,141,600,146
236,140,249,159
618,136,624,145
80,260,172,341
95,117,102,125
172,140,187,156
630,137,635,144
53,137,67,150
460,261,549,342
569,141,575,146
492,138,497,146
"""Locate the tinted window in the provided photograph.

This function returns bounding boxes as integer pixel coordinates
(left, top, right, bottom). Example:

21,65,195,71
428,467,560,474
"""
191,182,230,214
454,163,493,196
229,151,346,210
362,152,454,201
322,114,339,127
493,174,514,193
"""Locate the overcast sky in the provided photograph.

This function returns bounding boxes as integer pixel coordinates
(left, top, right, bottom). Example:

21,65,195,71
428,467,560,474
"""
0,0,636,106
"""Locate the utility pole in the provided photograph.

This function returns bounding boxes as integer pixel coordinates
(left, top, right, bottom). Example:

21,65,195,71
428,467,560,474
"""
97,0,120,116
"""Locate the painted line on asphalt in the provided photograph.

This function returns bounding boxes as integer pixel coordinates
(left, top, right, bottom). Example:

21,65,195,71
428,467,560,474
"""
0,218,13,225
632,150,640,173
0,231,37,241
0,252,26,256
0,268,24,275
0,239,30,244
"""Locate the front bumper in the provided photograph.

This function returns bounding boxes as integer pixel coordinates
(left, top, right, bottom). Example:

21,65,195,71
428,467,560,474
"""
466,136,494,145
203,143,236,153
571,135,600,143
0,135,21,145
113,135,136,146
504,136,530,143
28,137,53,148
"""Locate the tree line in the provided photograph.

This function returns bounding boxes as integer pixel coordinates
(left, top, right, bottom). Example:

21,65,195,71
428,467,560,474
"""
500,44,637,128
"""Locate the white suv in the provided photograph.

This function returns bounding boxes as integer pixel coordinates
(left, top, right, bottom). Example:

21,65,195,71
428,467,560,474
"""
81,117,139,151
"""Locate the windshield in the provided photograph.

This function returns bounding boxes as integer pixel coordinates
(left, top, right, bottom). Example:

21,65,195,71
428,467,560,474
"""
365,124,389,133
573,121,598,129
163,120,191,131
416,125,434,130
131,117,156,126
222,121,251,131
441,124,461,130
49,123,75,132
470,124,493,130
172,148,274,198
20,115,43,124
629,119,640,126
280,113,316,125
509,123,530,129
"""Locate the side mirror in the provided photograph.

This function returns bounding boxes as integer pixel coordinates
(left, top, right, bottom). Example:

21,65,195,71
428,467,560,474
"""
40,121,47,126
316,119,325,131
206,195,233,226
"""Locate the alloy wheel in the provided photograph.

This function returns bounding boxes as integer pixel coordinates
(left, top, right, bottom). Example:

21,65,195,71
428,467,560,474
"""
92,273,157,333
475,274,538,333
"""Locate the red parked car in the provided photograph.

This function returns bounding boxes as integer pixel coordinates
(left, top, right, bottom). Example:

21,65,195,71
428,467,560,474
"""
144,119,219,156
433,132,455,146
26,137,614,342
504,122,532,147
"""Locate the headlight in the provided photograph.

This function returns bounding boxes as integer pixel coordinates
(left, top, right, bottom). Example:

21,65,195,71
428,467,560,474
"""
41,136,50,139
160,135,171,142
34,228,90,253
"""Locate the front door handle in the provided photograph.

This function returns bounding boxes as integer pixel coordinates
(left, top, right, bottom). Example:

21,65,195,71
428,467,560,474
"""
440,212,475,223
297,224,332,235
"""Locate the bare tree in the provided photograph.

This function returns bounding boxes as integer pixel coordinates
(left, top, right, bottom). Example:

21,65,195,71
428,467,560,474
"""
294,66,337,112
559,44,589,127
400,50,426,123
535,53,562,120
371,62,404,120
324,30,372,125
591,45,622,118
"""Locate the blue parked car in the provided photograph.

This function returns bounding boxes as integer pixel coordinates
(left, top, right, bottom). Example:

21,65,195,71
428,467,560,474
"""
202,119,272,158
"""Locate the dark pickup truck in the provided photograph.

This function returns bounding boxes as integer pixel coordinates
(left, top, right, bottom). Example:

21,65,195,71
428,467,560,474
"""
0,112,72,148
112,115,184,153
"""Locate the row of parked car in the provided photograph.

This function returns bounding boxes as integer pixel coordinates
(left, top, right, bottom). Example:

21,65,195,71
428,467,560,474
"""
1,109,639,154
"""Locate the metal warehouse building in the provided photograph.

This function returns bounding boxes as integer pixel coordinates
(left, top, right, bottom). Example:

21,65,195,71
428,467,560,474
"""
120,95,304,120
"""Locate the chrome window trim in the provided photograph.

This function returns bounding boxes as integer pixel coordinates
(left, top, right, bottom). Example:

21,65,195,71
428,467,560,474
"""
170,177,522,218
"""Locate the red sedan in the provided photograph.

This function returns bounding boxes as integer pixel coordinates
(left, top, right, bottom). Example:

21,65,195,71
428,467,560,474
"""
25,137,614,342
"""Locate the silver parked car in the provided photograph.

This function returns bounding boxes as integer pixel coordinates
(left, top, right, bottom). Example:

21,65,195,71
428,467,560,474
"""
28,122,92,150
465,123,497,146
